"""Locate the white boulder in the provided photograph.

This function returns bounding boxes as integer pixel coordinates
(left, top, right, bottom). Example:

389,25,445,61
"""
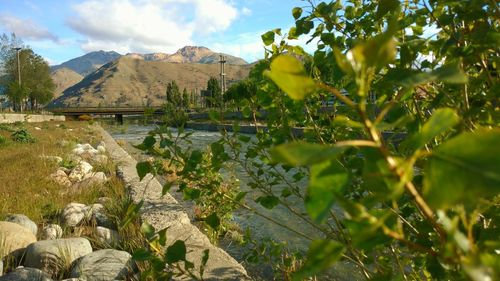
68,161,93,182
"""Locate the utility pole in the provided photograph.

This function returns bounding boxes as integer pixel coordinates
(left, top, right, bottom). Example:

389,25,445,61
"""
13,47,22,112
219,54,226,95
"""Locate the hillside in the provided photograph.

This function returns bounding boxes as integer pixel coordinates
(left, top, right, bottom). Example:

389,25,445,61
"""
124,46,247,65
51,50,121,76
48,57,251,108
50,67,83,98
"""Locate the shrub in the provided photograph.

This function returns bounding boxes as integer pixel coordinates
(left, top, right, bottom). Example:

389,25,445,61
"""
0,135,6,145
11,129,36,143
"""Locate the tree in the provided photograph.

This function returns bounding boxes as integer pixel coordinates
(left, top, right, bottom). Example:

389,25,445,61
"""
165,81,180,105
0,33,54,111
205,77,221,108
182,88,189,109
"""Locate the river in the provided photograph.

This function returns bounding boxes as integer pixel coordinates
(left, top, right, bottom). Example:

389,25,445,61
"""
105,122,358,280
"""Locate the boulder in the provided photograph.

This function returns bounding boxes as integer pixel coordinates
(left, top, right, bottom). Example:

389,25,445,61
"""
68,161,93,183
41,224,63,240
95,227,120,245
50,169,72,187
70,249,136,281
0,267,52,281
96,145,106,154
92,154,108,164
73,172,107,189
72,144,99,159
61,203,88,227
24,238,92,276
3,214,38,236
88,204,113,228
0,221,37,258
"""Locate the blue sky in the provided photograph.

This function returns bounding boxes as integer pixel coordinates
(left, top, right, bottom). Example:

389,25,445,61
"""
0,0,313,65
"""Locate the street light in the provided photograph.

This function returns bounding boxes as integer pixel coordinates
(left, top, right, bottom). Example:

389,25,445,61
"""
13,47,22,111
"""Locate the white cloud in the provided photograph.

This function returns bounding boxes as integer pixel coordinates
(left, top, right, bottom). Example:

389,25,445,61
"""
0,14,59,43
241,7,252,17
67,0,239,54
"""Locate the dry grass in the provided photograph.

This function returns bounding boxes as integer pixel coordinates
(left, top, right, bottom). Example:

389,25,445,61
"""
0,121,102,223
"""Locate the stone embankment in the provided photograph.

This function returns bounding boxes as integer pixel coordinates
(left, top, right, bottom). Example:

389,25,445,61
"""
97,126,250,280
0,113,65,124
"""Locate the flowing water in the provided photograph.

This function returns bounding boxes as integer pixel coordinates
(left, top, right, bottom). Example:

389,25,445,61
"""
106,121,358,280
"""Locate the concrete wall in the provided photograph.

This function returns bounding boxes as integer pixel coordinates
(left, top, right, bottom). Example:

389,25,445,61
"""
96,126,250,281
0,113,65,124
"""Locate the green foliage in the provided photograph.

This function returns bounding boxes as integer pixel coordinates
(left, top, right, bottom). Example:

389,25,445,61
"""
0,135,6,146
11,128,35,143
0,35,55,111
138,0,500,280
205,77,221,108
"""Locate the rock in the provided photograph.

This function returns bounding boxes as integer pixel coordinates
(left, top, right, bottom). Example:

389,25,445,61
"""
39,155,63,164
0,267,52,281
3,214,38,236
0,260,3,276
96,197,111,205
95,227,120,245
96,145,106,154
24,238,92,276
59,167,71,175
70,249,136,281
50,169,72,187
88,204,113,228
61,203,88,227
34,127,42,130
0,221,37,258
72,144,99,159
73,172,107,189
68,161,93,182
92,154,108,164
41,224,63,240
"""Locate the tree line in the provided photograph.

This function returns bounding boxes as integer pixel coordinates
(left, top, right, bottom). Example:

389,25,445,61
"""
0,33,55,112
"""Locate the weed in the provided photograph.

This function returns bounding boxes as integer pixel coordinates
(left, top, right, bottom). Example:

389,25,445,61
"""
11,128,36,143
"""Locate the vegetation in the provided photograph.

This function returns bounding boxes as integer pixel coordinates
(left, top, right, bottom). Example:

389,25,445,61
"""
0,122,100,222
136,0,499,280
205,77,222,108
0,33,55,111
163,81,188,127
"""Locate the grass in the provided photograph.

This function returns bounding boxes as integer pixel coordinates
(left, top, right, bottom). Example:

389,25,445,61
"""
0,121,104,223
0,121,148,279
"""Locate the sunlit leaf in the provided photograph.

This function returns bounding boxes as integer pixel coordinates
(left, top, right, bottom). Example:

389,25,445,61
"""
261,31,275,46
406,108,460,150
264,55,317,100
292,7,303,19
424,129,500,209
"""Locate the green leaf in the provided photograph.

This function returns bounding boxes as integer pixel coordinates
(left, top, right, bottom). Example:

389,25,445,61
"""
256,195,280,209
399,62,468,88
261,31,275,46
204,213,220,230
292,240,344,281
407,108,460,150
135,135,156,150
292,7,303,19
165,240,187,263
132,248,153,261
141,221,155,240
200,249,210,277
158,228,168,246
376,0,400,19
271,142,346,166
333,48,353,75
136,162,153,181
264,55,317,100
424,129,500,209
306,161,349,223
162,182,173,196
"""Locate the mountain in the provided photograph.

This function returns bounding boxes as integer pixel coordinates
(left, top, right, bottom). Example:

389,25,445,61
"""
50,67,83,98
51,51,122,76
48,56,251,108
124,46,248,65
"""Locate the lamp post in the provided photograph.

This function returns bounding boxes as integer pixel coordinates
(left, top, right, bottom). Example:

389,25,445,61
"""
13,47,22,111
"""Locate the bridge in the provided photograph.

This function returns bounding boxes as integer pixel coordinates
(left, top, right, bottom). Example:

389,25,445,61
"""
48,107,166,124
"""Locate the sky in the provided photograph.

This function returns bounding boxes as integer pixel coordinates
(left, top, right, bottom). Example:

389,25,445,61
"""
0,0,314,65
